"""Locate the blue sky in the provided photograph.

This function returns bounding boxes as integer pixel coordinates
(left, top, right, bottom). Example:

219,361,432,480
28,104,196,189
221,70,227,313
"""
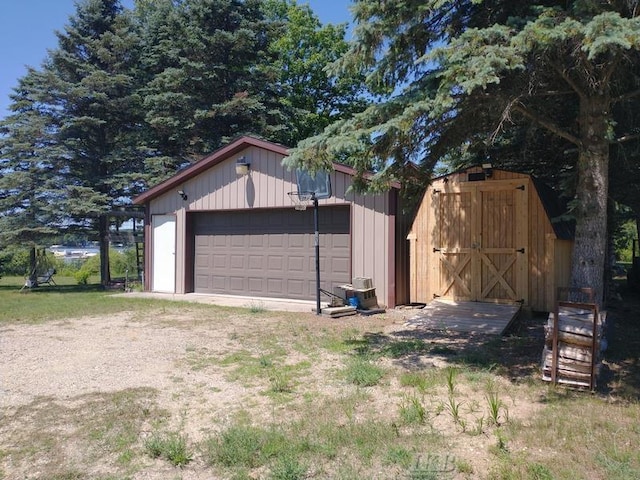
0,0,353,119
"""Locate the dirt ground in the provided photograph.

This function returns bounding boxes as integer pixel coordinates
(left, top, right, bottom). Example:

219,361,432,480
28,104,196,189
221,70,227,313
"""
4,292,635,479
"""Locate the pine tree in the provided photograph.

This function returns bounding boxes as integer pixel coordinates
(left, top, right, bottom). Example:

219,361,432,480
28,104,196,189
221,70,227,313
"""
0,70,65,283
287,0,640,305
1,0,145,285
139,0,283,169
49,0,145,285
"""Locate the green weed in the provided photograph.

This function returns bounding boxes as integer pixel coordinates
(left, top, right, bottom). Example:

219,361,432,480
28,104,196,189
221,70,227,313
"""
269,369,292,393
247,301,267,314
407,454,455,479
343,356,384,386
486,389,508,426
268,455,307,480
399,370,440,392
384,445,413,468
446,367,458,395
144,431,192,467
446,395,462,426
399,394,427,425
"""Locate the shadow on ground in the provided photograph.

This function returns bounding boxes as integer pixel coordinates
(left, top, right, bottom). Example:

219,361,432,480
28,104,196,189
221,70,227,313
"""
345,310,547,381
598,281,640,399
347,284,640,399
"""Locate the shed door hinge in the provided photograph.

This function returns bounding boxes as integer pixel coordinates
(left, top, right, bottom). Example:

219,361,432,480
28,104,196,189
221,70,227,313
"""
516,248,525,253
516,185,525,191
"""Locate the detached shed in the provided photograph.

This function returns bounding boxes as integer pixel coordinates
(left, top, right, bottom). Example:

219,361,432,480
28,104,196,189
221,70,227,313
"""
133,136,410,308
407,167,574,312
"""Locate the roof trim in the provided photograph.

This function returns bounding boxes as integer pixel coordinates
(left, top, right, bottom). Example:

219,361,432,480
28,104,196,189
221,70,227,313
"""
133,135,398,204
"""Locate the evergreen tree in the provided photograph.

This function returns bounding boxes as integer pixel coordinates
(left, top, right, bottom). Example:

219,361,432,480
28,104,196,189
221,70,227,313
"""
50,0,145,285
287,0,640,305
1,0,369,286
0,70,65,283
1,0,144,285
138,0,283,170
135,0,368,179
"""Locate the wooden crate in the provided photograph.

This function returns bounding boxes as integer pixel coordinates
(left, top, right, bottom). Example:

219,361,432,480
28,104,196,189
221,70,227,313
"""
335,285,379,309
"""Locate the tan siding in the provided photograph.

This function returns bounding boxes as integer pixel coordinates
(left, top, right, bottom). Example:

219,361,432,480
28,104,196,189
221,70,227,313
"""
349,193,392,305
527,182,560,311
147,145,401,306
408,181,438,302
554,239,573,300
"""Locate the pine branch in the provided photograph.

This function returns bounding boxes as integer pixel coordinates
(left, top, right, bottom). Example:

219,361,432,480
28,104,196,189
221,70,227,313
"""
603,53,621,89
550,60,586,100
511,101,581,146
615,133,640,144
613,88,640,104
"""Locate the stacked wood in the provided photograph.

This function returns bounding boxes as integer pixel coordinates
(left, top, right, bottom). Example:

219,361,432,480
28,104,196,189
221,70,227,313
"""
541,301,606,390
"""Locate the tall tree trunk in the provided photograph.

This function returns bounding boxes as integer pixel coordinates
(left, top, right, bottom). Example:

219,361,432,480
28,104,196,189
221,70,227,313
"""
570,96,610,306
28,246,37,286
99,214,110,286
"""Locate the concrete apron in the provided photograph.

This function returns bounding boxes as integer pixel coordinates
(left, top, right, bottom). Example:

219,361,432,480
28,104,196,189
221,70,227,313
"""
116,291,317,313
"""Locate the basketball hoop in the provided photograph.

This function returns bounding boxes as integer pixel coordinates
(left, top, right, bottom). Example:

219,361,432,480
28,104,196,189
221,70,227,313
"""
288,191,314,211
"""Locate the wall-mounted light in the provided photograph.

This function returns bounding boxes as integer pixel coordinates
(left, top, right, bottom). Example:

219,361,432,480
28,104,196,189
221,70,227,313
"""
177,189,188,201
235,156,251,176
482,163,493,178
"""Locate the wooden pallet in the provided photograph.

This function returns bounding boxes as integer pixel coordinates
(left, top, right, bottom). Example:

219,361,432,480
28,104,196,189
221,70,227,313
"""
541,298,606,390
320,306,357,318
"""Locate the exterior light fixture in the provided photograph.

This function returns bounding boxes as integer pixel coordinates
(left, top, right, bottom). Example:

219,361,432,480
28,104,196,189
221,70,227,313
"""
482,163,493,178
177,189,188,201
235,156,250,175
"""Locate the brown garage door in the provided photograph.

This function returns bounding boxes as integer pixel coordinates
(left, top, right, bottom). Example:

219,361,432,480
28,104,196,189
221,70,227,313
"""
193,207,350,300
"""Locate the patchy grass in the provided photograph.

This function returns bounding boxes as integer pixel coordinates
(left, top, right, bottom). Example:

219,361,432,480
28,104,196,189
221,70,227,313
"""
0,275,246,328
342,355,386,386
144,431,192,467
1,388,167,478
1,280,640,479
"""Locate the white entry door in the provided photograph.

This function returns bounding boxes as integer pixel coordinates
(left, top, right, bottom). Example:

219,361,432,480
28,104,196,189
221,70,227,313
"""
152,215,176,293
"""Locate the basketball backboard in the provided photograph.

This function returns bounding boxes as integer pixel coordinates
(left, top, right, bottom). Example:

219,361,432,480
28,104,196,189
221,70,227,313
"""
295,169,332,200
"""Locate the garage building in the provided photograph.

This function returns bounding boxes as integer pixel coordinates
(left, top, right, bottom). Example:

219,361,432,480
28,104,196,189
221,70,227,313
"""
134,136,410,308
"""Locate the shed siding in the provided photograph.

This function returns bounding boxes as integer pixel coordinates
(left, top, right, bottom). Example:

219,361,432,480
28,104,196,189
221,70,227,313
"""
408,168,573,312
528,182,557,311
553,239,573,302
148,145,399,306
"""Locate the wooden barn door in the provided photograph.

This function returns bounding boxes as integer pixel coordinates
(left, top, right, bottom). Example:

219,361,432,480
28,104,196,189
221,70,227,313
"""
434,179,528,303
434,189,475,301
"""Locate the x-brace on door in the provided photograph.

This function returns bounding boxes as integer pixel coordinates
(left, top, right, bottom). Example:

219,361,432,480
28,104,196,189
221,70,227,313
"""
432,179,528,304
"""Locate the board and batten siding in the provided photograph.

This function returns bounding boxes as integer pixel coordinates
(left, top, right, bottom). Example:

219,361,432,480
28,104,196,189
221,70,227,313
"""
408,168,572,312
147,144,399,306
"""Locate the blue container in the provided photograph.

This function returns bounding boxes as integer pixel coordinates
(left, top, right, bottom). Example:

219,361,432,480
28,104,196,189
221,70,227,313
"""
348,296,360,308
